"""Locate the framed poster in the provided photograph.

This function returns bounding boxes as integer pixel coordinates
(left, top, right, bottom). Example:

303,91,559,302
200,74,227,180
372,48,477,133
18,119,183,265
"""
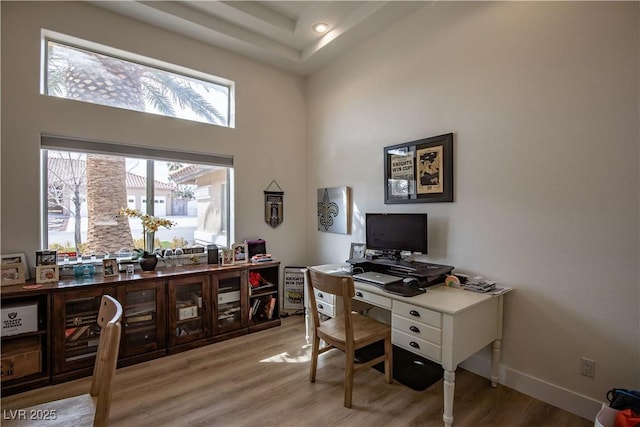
283,266,305,310
384,133,454,203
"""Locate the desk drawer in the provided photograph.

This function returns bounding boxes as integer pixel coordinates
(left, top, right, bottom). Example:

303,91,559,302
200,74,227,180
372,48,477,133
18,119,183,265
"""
393,329,441,363
393,300,442,328
313,290,335,305
314,301,337,318
392,314,441,345
354,289,391,309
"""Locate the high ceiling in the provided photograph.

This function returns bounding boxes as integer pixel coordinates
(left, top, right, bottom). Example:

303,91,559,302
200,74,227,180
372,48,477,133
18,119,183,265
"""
91,1,425,75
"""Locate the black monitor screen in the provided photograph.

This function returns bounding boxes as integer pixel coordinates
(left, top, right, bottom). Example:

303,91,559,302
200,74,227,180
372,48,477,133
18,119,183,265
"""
365,213,428,254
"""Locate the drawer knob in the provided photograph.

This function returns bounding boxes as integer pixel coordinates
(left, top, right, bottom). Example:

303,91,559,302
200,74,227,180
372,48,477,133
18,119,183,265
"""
318,293,323,298
355,292,363,297
318,304,323,310
409,310,420,317
410,341,420,349
409,325,420,333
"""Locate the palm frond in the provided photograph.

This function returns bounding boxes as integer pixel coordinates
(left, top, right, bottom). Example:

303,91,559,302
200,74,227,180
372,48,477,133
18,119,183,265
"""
144,71,226,125
141,80,176,116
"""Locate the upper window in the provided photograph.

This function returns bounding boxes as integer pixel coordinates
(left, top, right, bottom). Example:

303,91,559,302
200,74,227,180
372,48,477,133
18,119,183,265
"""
43,33,234,127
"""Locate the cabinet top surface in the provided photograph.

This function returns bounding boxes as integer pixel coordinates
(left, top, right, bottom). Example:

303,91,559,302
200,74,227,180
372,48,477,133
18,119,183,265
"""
1,261,280,296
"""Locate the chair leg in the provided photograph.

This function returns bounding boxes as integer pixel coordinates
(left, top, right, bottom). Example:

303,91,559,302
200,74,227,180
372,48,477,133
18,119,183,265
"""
309,334,320,383
384,335,393,384
344,350,355,408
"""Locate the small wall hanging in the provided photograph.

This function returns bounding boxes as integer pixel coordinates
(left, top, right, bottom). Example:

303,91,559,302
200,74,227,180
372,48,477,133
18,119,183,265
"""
264,180,284,228
317,186,351,234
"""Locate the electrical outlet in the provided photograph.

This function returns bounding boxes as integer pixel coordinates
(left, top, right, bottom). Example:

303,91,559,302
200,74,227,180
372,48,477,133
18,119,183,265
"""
580,357,596,378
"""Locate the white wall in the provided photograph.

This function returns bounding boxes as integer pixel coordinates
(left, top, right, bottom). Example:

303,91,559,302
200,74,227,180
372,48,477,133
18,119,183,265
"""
1,2,308,269
306,1,639,420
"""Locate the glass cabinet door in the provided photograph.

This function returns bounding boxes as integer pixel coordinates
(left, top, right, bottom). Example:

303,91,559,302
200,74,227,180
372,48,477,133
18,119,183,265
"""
212,270,246,335
53,287,114,375
168,275,209,346
118,280,166,358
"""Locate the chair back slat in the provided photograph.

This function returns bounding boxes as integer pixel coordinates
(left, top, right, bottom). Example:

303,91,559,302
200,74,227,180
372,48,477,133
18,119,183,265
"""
90,295,123,427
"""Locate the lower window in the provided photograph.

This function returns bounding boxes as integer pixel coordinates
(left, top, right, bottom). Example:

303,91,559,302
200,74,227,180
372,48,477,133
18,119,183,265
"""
42,146,232,257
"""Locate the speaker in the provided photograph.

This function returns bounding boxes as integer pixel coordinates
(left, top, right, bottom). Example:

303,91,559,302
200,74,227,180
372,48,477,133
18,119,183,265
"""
207,245,219,264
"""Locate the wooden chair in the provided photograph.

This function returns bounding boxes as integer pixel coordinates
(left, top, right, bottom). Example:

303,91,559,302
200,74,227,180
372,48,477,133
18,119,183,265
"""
4,295,122,427
305,267,392,408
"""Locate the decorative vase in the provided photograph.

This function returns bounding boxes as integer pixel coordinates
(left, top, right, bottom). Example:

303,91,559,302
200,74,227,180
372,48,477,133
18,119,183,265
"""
139,252,158,272
145,231,155,253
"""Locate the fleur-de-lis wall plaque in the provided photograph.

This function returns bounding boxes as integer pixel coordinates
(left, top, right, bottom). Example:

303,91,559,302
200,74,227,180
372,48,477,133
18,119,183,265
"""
317,186,350,234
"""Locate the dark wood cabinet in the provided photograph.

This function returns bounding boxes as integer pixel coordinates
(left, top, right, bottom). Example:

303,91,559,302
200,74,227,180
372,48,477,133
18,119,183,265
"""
52,286,115,382
168,274,210,348
211,269,247,336
116,279,166,363
2,261,280,395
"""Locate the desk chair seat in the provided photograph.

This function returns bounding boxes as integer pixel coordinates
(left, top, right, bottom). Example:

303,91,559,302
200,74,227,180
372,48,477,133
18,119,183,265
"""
4,295,123,427
306,267,392,408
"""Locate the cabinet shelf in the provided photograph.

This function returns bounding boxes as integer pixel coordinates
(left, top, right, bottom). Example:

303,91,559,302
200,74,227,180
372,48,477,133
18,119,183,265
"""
176,316,203,325
250,288,278,297
124,322,156,332
2,330,47,340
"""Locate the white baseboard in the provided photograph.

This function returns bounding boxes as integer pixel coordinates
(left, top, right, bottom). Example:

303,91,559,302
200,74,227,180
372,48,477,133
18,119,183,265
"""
460,354,602,421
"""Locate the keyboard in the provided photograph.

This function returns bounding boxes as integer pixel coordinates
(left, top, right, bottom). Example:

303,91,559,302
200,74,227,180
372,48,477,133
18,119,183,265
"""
374,258,416,271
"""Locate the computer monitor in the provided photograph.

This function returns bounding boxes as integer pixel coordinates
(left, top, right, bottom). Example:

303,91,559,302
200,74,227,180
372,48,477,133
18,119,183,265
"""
365,213,428,258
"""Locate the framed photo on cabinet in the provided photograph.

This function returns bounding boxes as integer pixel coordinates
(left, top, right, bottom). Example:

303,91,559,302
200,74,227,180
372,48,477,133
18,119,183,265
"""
1,253,30,279
221,249,235,266
384,133,453,204
35,265,59,284
102,259,118,277
232,243,249,264
1,262,26,286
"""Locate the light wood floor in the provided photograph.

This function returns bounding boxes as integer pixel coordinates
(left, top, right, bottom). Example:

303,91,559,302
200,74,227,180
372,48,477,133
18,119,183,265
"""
2,316,591,426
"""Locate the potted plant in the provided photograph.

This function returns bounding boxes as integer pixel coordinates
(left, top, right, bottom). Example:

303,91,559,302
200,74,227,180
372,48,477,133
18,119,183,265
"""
120,208,176,271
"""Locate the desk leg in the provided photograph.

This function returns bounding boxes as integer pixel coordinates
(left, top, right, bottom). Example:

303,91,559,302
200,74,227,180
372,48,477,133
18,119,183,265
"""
443,369,455,427
491,294,505,387
491,339,501,387
304,308,310,344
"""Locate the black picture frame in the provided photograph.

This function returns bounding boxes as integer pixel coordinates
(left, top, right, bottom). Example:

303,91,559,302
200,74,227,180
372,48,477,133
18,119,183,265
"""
384,133,453,204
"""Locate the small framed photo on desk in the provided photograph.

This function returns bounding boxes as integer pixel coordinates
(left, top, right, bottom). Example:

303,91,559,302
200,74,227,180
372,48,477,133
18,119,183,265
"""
349,243,366,260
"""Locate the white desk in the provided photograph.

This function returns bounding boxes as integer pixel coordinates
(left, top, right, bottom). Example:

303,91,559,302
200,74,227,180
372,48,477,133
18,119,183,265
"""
305,264,508,427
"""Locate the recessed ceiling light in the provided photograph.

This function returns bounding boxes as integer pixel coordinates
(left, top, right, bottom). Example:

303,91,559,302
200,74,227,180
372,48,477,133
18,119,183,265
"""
313,23,329,33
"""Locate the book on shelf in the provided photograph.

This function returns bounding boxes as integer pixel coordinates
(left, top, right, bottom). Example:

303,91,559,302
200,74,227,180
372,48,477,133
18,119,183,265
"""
267,296,276,320
251,298,261,315
65,325,90,341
